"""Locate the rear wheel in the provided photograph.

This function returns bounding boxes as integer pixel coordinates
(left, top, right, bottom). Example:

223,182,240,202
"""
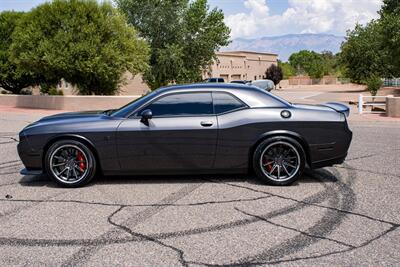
253,136,305,185
45,140,96,187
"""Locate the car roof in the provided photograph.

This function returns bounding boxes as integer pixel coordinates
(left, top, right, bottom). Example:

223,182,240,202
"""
156,83,258,93
155,83,290,108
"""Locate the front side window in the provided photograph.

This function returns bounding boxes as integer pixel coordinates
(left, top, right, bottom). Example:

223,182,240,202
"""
213,92,246,114
141,92,213,117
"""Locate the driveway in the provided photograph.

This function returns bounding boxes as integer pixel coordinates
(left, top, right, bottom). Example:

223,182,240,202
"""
0,108,399,266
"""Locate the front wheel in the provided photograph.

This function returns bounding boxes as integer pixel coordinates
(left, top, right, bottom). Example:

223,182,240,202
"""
253,136,306,185
45,140,96,187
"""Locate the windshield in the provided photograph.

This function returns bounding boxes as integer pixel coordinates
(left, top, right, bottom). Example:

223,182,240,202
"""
110,90,159,117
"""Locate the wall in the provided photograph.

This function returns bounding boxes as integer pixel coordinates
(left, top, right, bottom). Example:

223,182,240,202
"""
0,95,140,111
37,73,150,96
387,96,400,117
289,75,340,86
204,51,278,82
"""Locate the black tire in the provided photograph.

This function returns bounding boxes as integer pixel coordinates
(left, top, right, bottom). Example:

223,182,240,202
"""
253,136,306,186
45,139,96,187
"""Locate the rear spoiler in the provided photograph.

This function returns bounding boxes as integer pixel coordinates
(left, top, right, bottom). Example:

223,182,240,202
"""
322,102,350,117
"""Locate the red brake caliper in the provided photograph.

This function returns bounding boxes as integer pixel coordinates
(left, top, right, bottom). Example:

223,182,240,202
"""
264,158,273,172
77,151,86,171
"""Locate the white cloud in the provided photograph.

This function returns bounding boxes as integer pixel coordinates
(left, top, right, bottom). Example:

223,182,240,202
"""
225,0,383,39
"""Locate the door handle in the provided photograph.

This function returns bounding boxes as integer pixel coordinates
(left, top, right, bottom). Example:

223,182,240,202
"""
200,121,213,127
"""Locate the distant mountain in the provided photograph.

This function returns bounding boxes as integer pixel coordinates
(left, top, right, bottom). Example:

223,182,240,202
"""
222,33,345,61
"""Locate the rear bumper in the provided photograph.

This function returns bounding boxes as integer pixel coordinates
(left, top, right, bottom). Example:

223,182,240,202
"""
309,123,352,169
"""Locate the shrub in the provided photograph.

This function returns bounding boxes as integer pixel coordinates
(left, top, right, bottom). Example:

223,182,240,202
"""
48,88,64,96
20,88,32,95
265,64,283,88
365,75,383,96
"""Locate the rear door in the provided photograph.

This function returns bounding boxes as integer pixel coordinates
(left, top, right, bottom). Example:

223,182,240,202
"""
117,92,218,172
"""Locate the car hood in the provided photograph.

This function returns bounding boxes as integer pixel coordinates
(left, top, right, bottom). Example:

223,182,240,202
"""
21,111,109,132
37,110,105,123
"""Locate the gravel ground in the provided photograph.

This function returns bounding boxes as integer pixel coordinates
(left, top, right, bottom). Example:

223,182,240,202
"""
0,109,399,266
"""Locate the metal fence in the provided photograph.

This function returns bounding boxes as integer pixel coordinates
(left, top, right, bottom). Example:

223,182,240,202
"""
383,78,400,87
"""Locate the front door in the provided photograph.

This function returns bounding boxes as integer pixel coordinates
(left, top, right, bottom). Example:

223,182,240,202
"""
116,92,218,173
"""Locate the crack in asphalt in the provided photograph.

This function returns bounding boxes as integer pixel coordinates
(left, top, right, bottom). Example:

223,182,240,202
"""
235,207,356,248
0,195,272,208
214,167,356,266
261,224,400,265
107,205,189,267
0,190,74,220
60,182,204,266
182,165,399,266
148,186,331,241
0,164,398,266
204,169,397,226
0,136,18,142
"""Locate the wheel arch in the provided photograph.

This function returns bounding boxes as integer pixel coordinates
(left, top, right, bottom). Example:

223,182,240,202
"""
248,130,311,171
42,134,102,174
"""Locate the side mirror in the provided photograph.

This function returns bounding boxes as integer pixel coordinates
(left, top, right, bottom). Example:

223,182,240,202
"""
140,109,152,124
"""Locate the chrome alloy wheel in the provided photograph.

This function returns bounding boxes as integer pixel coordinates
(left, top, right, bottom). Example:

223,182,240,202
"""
259,141,300,182
49,144,89,184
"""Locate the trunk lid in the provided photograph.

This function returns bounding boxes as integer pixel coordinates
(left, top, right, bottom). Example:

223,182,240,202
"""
321,102,350,117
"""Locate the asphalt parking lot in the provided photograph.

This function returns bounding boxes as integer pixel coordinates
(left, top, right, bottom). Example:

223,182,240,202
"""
0,109,399,266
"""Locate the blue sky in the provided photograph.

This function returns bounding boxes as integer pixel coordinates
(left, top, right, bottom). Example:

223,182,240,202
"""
208,0,289,16
0,0,289,15
1,0,382,39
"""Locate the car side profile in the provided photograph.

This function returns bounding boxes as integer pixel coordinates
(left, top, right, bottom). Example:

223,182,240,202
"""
17,83,352,187
248,79,275,91
204,77,225,83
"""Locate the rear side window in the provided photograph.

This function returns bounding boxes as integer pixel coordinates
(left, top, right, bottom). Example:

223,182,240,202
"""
213,92,246,114
140,92,213,117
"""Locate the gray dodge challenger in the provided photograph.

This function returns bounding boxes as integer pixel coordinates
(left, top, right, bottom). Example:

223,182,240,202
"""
18,83,352,187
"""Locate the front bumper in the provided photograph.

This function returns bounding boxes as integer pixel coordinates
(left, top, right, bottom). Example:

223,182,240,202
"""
20,168,43,176
17,133,43,171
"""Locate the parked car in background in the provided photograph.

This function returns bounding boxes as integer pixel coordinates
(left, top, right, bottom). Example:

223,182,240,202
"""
205,78,225,83
18,83,352,187
248,79,275,91
230,80,248,84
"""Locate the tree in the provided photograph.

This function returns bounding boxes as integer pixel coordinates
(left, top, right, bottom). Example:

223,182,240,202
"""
380,0,400,16
278,60,295,79
117,0,230,90
339,22,389,83
288,50,325,79
265,64,283,88
0,11,36,94
10,0,150,95
379,0,400,77
339,0,400,83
